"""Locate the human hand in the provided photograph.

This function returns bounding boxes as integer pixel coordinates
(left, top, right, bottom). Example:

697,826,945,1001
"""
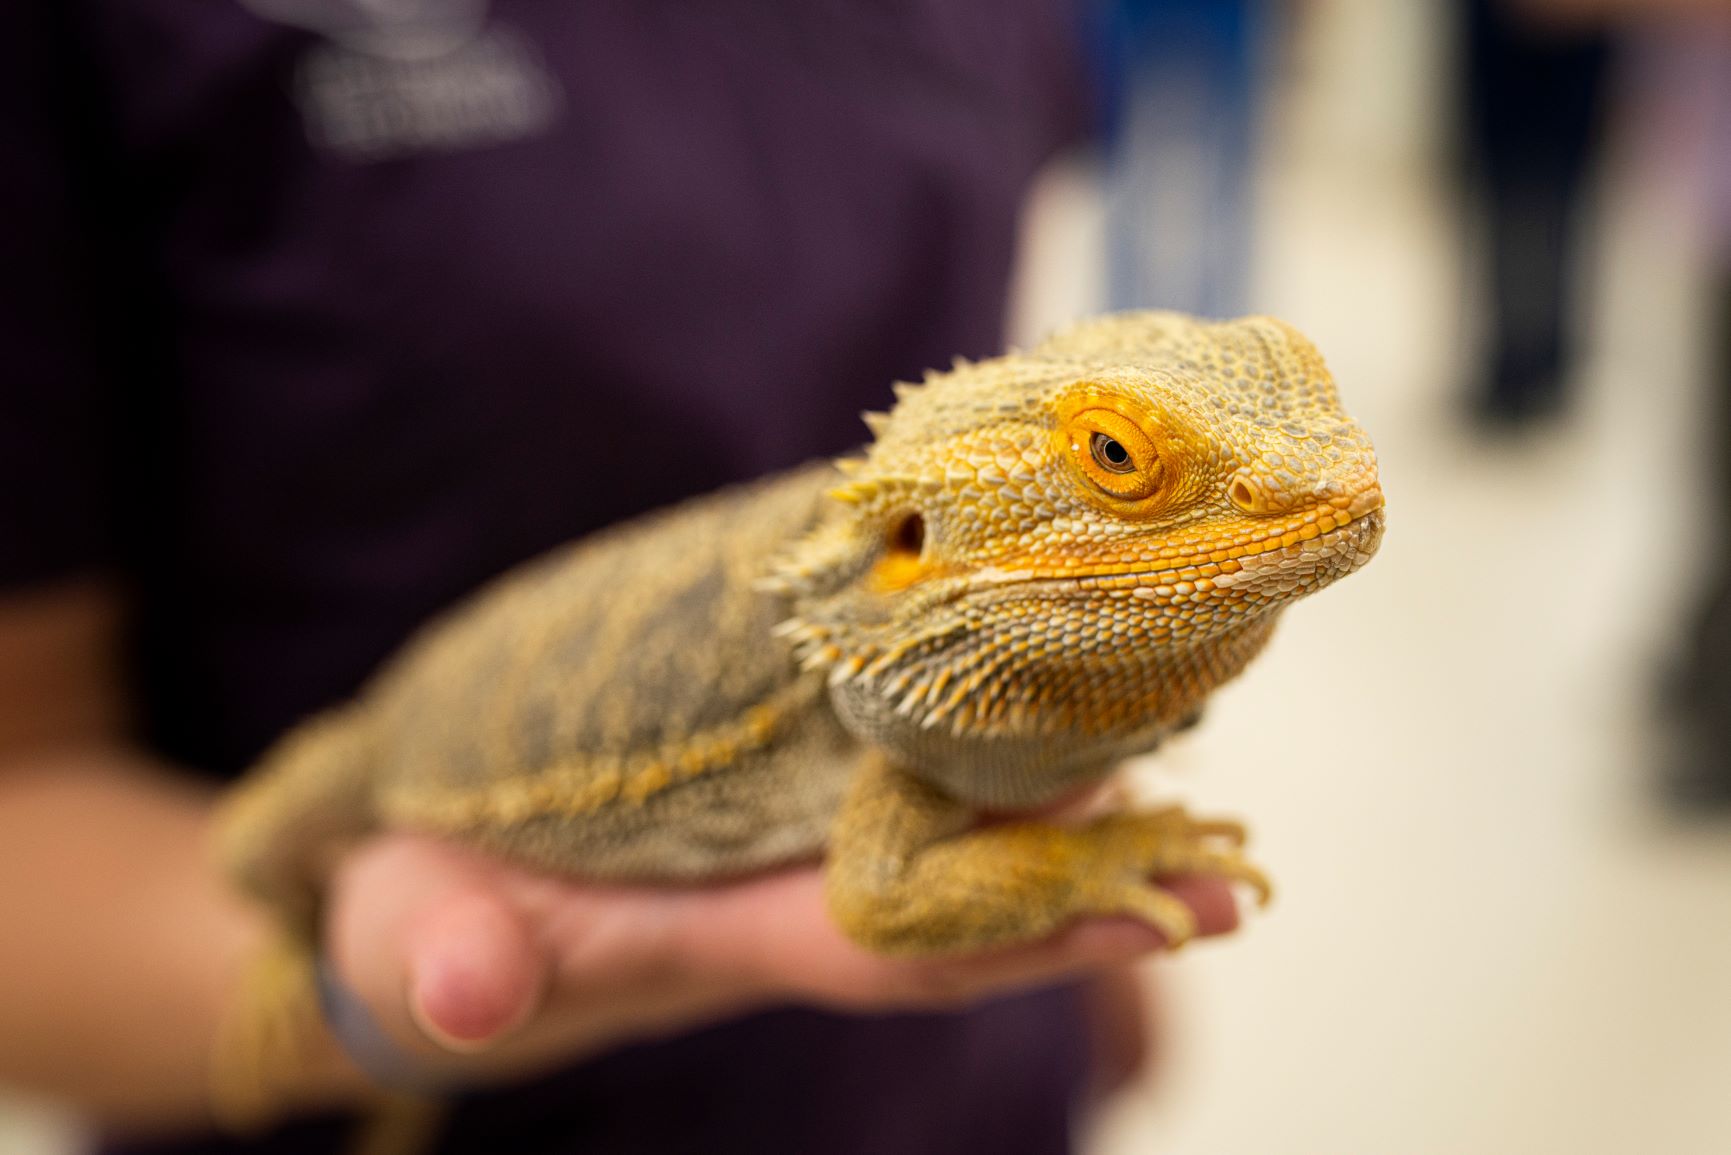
320,831,1238,1089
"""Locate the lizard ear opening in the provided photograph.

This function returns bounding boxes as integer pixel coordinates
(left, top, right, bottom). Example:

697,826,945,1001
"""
888,512,925,559
870,512,928,592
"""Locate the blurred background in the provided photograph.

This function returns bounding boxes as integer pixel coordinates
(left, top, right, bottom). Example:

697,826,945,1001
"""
4,0,1730,1152
1019,1,1731,1152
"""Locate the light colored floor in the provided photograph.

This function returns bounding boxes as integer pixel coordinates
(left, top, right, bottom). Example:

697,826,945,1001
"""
6,4,1728,1155
1066,3,1731,1154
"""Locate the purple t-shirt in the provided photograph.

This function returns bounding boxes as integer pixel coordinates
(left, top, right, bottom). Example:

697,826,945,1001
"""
2,2,1097,1152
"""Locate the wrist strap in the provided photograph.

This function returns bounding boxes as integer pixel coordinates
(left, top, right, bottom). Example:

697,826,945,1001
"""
209,936,445,1133
315,959,448,1094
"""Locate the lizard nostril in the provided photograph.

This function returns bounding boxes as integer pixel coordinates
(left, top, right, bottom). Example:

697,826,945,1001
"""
1228,478,1260,513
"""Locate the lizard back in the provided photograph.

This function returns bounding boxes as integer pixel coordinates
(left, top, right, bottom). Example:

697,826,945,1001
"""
365,462,858,879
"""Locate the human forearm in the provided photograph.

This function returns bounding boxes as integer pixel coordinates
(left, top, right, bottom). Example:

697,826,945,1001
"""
0,749,366,1129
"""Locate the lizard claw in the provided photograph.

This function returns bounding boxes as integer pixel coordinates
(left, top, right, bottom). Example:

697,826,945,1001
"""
1185,817,1249,847
1121,885,1200,950
1097,805,1274,922
1140,805,1249,847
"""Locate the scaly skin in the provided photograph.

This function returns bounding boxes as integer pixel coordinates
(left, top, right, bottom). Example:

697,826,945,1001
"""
212,310,1384,1124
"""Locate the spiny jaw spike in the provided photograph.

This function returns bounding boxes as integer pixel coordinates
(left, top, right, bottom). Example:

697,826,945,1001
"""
799,644,842,672
771,619,831,647
828,653,868,687
860,646,908,682
826,479,881,505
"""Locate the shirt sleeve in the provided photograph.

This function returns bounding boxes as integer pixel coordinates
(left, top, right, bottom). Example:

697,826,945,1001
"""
0,3,118,587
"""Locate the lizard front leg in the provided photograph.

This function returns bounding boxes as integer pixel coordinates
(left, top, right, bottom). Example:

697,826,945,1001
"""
824,752,1270,957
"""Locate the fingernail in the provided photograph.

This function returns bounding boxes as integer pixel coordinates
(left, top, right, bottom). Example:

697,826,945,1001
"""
407,967,509,1054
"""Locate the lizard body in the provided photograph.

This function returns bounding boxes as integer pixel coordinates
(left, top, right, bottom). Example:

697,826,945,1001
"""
213,310,1384,1121
224,464,854,907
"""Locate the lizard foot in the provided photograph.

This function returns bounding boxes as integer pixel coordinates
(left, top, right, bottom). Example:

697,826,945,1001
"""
826,757,1272,957
1087,806,1272,949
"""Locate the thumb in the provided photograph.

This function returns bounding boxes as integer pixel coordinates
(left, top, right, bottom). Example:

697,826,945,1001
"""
404,884,547,1051
327,835,549,1056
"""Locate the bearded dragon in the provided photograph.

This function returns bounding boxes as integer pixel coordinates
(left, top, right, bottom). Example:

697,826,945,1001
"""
212,310,1384,1124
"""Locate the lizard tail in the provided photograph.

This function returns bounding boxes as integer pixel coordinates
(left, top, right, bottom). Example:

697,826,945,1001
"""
214,708,379,938
208,928,448,1155
213,716,453,1155
351,1096,447,1155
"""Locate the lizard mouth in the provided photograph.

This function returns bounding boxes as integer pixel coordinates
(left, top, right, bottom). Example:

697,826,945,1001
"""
970,485,1386,595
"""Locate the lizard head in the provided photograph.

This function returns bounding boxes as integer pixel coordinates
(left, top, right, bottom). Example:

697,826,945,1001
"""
768,311,1384,807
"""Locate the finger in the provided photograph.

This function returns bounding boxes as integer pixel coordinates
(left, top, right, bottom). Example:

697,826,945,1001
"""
325,835,548,1057
1160,874,1240,937
659,870,1238,1011
405,885,546,1050
866,918,1163,1008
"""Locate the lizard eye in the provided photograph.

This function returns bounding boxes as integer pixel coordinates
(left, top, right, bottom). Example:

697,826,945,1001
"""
1062,407,1165,501
1090,433,1135,473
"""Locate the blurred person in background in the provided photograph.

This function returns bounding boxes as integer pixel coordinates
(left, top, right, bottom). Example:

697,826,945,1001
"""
0,3,1241,1154
1646,15,1731,811
1483,0,1731,808
1097,0,1269,317
1456,0,1613,428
